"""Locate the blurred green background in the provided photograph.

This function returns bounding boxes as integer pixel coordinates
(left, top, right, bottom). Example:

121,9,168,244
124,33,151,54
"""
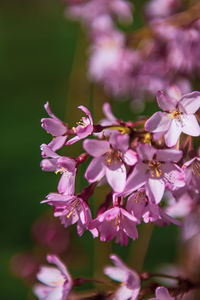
1,1,179,299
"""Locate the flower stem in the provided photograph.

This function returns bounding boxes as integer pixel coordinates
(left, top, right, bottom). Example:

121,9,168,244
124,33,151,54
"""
128,223,154,273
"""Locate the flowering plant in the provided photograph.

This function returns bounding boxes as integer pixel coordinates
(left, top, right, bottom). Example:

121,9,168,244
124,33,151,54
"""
12,0,200,299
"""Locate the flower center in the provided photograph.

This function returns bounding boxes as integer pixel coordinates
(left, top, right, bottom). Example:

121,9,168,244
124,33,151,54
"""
148,160,162,178
170,110,182,120
134,191,147,205
106,149,122,166
66,198,81,219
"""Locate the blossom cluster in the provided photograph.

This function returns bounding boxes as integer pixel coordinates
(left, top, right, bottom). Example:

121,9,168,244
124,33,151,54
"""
64,0,200,110
40,88,200,246
34,253,194,299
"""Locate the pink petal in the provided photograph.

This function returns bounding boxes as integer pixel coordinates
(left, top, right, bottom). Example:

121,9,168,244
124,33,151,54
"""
122,218,138,240
85,157,105,182
164,119,182,147
137,143,157,161
43,287,63,300
179,91,200,114
41,118,67,136
125,163,147,194
44,102,58,119
76,124,93,138
146,178,165,204
115,285,135,300
103,102,117,121
57,157,76,172
116,134,129,152
66,135,80,145
106,162,126,192
156,149,182,162
83,139,110,157
40,144,59,158
155,286,175,299
58,173,75,195
181,114,200,136
145,112,171,133
47,255,72,281
78,105,93,124
123,149,138,166
33,284,52,298
156,90,178,111
48,136,67,152
40,158,57,172
104,266,127,282
37,266,63,287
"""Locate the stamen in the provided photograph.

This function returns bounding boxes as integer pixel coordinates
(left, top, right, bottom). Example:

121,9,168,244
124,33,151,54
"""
106,149,122,166
170,110,182,120
55,168,67,175
115,216,120,227
66,198,80,219
148,160,162,178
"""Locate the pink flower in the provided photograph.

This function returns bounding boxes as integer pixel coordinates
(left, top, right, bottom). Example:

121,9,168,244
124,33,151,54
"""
42,193,92,236
87,206,139,245
41,102,68,151
40,144,76,195
33,254,72,300
126,188,181,226
126,188,160,223
83,133,137,192
149,287,175,300
124,143,184,204
145,90,200,147
66,106,93,145
104,254,141,300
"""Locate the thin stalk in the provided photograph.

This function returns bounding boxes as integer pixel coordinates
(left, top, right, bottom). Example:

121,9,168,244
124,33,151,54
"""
128,223,154,273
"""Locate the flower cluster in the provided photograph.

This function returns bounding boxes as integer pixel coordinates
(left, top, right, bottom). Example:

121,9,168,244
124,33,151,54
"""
64,0,200,110
34,253,195,299
40,89,200,246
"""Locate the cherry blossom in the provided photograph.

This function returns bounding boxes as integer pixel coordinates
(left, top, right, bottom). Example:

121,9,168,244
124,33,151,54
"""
124,143,184,204
84,133,137,192
66,106,94,145
33,254,72,300
145,90,200,147
104,254,141,300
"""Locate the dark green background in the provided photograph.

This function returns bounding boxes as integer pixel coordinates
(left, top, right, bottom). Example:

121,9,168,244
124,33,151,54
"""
1,1,179,299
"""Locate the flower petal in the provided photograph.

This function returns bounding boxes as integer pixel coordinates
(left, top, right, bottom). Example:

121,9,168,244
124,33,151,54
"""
106,162,126,192
145,112,171,133
85,157,105,182
164,119,182,147
137,143,157,161
48,136,67,152
37,266,63,287
78,105,93,124
47,255,71,281
146,178,165,204
125,163,147,194
181,114,200,136
103,102,117,122
179,91,200,114
40,144,60,159
123,149,138,166
156,90,178,111
156,149,182,162
41,119,67,136
104,266,127,282
155,286,175,299
83,139,110,157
